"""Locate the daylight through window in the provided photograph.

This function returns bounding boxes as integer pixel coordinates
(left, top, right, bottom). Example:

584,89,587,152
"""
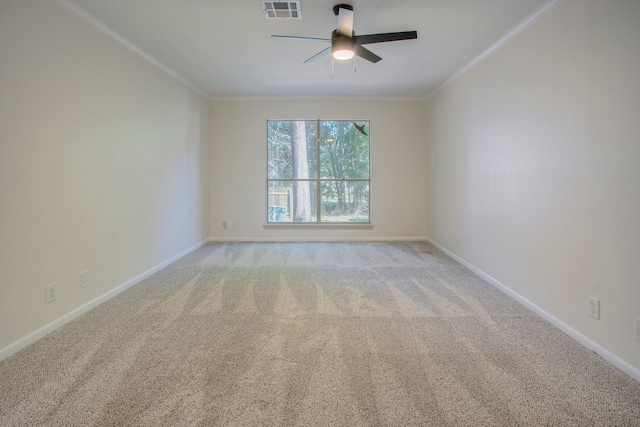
267,120,370,224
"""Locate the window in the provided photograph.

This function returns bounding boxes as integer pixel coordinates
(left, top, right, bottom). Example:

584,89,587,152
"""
267,120,370,224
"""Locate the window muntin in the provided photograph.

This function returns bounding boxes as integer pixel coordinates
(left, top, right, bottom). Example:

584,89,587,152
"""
267,120,370,224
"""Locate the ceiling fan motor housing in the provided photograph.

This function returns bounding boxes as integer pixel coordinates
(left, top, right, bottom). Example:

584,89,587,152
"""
331,29,355,54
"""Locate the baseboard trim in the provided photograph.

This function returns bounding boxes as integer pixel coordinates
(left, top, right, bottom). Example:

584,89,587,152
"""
208,236,427,242
9,237,635,382
0,239,208,362
425,237,640,382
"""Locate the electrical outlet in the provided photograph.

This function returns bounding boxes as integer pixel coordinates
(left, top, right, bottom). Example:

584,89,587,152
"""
635,318,640,343
588,297,600,320
80,270,88,288
45,283,57,304
232,222,237,229
222,221,227,230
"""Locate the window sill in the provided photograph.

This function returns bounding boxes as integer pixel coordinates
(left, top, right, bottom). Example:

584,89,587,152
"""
263,223,374,230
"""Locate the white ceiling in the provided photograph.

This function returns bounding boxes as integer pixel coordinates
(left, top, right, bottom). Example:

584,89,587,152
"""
58,0,554,99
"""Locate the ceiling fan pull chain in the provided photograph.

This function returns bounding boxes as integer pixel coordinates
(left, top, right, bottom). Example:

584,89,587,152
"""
332,59,335,79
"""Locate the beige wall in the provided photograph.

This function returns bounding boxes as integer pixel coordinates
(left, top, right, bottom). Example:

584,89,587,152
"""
426,0,640,372
0,0,210,352
3,0,637,377
210,99,428,240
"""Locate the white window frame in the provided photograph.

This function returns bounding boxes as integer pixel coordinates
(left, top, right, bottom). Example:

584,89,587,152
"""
266,119,371,225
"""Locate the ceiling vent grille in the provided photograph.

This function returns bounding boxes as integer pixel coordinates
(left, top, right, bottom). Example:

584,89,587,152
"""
261,1,302,19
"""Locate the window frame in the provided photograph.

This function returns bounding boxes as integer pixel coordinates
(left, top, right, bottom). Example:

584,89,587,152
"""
266,119,371,225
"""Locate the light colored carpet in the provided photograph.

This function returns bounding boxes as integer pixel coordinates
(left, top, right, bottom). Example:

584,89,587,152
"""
1,241,639,426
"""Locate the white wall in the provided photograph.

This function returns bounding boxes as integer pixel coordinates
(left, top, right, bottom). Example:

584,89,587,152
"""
0,0,210,353
210,99,427,240
425,0,640,372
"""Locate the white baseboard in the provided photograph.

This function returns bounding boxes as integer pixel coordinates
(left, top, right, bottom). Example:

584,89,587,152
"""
208,236,428,242
7,237,636,383
425,237,640,383
0,239,208,362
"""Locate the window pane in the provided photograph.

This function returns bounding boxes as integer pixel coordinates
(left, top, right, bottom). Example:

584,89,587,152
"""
319,121,369,180
320,180,369,222
268,120,317,179
267,119,370,224
268,181,317,222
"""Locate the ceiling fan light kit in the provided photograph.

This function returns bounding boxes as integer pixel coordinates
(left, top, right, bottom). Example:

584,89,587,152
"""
331,30,355,60
271,3,417,71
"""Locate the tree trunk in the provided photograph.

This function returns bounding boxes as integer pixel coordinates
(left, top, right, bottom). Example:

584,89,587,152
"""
336,122,346,213
291,121,311,221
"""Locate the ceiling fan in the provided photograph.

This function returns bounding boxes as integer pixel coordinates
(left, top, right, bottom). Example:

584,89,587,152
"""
271,4,418,65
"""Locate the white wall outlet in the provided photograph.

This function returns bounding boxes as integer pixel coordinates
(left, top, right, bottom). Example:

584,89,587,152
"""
45,283,57,304
635,318,640,343
80,270,89,288
232,222,237,229
222,221,227,230
588,296,600,320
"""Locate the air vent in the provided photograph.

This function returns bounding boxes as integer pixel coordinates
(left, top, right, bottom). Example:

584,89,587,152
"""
261,1,301,19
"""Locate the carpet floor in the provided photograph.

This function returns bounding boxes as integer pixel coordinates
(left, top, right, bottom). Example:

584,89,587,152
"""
1,241,639,426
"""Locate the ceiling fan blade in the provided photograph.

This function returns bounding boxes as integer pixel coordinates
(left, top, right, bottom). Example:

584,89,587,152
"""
336,7,354,37
355,31,418,45
271,35,330,42
355,45,382,63
304,46,331,63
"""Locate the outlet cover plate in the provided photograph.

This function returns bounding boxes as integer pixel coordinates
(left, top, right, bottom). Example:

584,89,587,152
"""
588,297,600,320
80,270,89,288
635,318,640,343
45,283,57,304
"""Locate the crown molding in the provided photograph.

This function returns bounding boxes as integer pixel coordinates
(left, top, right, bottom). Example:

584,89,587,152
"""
425,0,565,100
209,95,426,102
55,0,564,103
55,0,212,100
